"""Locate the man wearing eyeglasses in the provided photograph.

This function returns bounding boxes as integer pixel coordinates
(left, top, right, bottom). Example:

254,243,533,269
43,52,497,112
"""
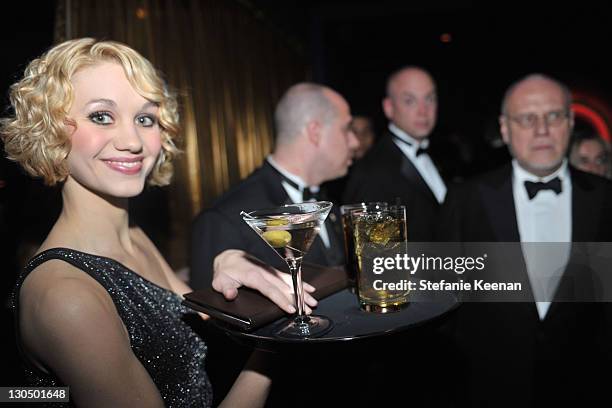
441,74,612,242
439,74,612,407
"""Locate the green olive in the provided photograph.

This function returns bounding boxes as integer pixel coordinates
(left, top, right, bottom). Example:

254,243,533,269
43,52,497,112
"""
263,230,292,248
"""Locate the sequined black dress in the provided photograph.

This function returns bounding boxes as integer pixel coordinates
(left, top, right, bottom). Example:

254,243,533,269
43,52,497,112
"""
12,248,213,407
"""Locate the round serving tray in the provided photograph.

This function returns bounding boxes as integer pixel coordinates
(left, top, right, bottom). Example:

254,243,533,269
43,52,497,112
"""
214,288,459,348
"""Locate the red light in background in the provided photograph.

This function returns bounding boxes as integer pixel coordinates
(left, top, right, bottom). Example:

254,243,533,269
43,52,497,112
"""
572,102,611,142
440,33,452,43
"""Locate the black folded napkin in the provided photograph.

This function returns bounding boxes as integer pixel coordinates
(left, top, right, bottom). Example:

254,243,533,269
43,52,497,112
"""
182,263,348,331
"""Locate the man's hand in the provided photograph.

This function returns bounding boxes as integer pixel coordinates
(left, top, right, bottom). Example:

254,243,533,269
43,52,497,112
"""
212,249,318,314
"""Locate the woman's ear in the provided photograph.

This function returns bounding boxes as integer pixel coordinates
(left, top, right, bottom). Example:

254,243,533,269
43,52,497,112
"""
63,117,77,136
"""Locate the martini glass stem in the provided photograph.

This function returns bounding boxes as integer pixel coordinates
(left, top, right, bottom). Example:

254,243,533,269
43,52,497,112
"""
286,257,309,325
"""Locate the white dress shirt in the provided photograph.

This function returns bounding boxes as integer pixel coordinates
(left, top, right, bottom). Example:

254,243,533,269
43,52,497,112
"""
512,159,572,319
389,123,447,203
266,156,330,248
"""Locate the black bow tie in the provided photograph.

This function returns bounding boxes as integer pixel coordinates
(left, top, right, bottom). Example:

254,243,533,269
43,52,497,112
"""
524,178,562,200
415,146,429,156
392,135,429,156
302,189,320,201
277,172,319,202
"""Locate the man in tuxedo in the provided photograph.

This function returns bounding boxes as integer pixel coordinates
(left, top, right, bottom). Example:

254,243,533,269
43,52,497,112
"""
190,83,358,289
343,66,445,241
439,74,612,407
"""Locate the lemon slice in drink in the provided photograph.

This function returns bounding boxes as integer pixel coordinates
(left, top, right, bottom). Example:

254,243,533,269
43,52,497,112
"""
263,230,292,248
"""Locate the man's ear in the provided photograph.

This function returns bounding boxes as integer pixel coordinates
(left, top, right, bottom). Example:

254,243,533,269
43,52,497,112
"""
382,97,393,120
499,115,510,145
306,120,322,146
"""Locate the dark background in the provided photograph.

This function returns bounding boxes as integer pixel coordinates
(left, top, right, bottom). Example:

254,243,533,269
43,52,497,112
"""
250,0,612,131
1,1,58,387
2,0,612,385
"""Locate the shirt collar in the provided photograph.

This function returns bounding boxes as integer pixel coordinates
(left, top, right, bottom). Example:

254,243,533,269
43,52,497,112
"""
512,159,569,184
266,156,319,194
389,123,430,150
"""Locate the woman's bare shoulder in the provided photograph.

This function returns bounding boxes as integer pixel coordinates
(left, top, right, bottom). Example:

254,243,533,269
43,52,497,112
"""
19,258,126,367
20,258,114,316
17,258,165,407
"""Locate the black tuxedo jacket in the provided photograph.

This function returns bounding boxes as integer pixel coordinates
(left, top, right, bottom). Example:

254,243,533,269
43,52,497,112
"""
343,131,441,241
438,163,612,242
189,161,345,289
437,163,612,407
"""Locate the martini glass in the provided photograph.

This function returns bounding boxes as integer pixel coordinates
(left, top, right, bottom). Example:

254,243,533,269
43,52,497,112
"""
241,201,333,339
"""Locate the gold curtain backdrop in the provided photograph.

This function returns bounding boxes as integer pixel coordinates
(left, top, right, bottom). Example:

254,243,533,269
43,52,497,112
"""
54,0,307,268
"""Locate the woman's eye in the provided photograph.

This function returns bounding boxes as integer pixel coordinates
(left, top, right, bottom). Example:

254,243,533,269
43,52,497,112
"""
136,115,157,127
88,111,114,125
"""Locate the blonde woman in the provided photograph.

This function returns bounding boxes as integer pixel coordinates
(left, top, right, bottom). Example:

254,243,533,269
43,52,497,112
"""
2,38,317,407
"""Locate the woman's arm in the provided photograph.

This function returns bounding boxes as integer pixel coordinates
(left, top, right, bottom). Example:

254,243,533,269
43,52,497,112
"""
211,249,318,314
137,221,319,313
218,351,273,408
137,230,313,406
19,262,166,408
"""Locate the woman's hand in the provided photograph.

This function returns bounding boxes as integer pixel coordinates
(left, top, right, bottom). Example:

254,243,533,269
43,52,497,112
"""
212,249,318,314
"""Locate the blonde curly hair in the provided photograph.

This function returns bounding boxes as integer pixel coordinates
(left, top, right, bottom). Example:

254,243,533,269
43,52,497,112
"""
1,38,180,186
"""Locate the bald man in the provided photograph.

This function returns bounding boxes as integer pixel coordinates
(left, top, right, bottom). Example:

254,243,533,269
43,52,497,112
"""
343,66,445,241
439,73,612,407
190,83,358,289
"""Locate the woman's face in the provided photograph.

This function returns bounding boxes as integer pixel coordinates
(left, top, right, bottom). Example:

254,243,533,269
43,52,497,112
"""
66,62,162,198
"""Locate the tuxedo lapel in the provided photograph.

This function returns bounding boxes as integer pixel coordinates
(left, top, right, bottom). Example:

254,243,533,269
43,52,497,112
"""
318,186,342,235
478,167,541,321
543,168,603,316
480,164,521,242
570,167,601,241
399,155,439,205
321,203,345,265
260,161,293,205
384,133,439,206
